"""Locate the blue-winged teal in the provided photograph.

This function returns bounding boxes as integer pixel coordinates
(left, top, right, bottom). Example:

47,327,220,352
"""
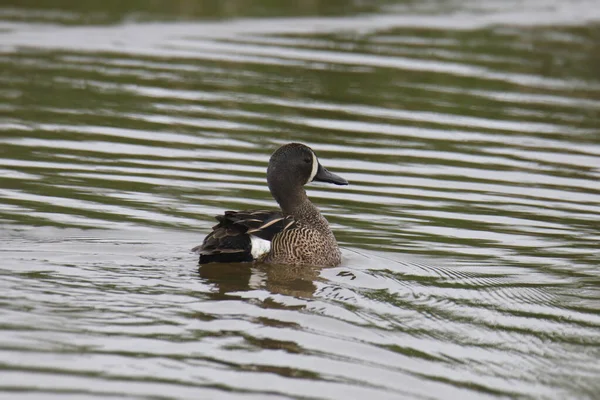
193,143,348,267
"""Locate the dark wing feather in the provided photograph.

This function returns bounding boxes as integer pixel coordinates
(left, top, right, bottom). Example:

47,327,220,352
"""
246,214,296,241
192,210,296,264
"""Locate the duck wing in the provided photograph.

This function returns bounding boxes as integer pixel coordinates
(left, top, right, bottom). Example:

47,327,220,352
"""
193,210,296,264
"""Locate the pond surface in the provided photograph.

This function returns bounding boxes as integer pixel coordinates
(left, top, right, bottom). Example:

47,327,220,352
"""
1,1,599,399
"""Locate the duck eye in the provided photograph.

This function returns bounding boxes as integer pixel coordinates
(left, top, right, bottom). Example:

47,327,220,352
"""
303,158,311,164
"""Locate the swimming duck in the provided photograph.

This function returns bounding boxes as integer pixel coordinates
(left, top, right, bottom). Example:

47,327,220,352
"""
193,143,348,266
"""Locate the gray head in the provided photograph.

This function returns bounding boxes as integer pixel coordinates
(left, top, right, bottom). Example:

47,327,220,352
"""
266,143,347,209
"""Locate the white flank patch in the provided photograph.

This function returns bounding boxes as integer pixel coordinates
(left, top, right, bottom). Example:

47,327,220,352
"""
250,236,271,259
307,151,318,184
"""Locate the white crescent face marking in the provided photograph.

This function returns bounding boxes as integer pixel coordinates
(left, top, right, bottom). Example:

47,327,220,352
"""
307,151,318,184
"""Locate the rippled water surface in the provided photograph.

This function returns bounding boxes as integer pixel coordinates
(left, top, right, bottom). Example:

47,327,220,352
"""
1,1,600,399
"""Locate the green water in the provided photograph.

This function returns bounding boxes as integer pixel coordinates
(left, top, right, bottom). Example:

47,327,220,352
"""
1,1,599,399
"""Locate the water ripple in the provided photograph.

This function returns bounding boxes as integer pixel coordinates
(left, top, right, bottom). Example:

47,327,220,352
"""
1,3,600,400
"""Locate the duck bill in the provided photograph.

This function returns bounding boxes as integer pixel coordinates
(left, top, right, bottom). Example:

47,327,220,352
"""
313,163,348,185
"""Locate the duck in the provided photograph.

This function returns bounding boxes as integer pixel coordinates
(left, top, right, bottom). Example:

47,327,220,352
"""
193,143,348,267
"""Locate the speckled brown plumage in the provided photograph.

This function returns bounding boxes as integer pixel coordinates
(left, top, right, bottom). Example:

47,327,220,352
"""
193,143,348,267
261,199,342,266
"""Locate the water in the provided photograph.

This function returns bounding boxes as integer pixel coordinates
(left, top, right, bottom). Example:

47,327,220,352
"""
1,1,599,399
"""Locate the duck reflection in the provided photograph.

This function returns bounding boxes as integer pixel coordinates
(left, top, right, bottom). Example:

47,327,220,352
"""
198,263,322,299
197,263,253,296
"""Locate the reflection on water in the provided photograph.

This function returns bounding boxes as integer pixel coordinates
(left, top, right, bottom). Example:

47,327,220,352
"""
1,0,599,399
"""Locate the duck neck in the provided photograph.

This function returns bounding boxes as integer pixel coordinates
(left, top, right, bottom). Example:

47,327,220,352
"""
269,182,323,223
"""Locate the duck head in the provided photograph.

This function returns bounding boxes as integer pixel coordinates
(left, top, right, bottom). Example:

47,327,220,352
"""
266,143,348,207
